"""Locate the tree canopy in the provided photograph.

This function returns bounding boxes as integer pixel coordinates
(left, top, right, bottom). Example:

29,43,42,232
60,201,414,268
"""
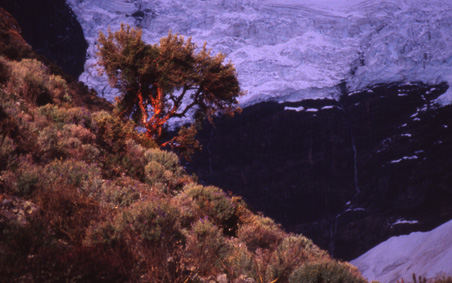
97,24,243,151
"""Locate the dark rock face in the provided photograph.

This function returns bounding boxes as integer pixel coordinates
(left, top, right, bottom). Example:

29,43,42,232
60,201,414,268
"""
0,0,87,78
188,82,452,260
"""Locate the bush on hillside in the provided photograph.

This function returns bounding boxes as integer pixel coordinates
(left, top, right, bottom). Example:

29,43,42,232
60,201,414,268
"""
184,218,228,276
0,46,370,282
174,184,239,235
289,261,367,283
6,59,70,106
238,214,284,252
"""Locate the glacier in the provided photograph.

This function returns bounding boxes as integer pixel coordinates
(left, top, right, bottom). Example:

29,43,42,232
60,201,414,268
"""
66,0,452,107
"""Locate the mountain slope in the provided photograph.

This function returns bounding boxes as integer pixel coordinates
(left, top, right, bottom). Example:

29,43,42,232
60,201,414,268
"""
0,8,366,282
0,0,88,78
351,219,452,283
188,81,452,261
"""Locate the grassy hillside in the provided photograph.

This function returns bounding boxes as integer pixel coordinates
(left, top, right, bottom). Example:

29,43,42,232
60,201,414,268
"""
0,8,366,282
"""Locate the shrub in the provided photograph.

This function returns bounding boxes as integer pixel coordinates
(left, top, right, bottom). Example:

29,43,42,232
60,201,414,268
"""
266,235,326,282
6,59,53,105
100,177,144,209
91,110,135,153
0,56,10,85
104,200,187,281
37,126,64,159
120,201,183,247
223,238,256,281
41,159,103,198
237,215,284,252
0,134,16,170
36,121,97,161
0,219,51,280
62,124,95,144
174,184,239,235
184,218,228,276
35,182,99,244
58,124,97,161
5,58,71,106
122,139,146,180
81,144,101,163
143,148,188,193
37,105,92,129
0,98,19,140
144,161,167,187
288,261,367,283
1,161,42,197
15,170,40,197
143,148,184,176
47,74,71,103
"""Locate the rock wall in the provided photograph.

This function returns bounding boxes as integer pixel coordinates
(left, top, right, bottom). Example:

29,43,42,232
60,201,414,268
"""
0,0,87,78
188,82,452,260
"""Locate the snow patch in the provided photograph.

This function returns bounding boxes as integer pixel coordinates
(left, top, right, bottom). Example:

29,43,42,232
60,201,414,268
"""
390,155,418,164
345,207,365,213
352,219,452,283
321,105,338,110
284,106,304,112
426,88,436,95
392,218,419,226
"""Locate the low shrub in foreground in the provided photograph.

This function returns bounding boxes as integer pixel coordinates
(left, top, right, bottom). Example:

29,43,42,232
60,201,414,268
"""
289,261,367,283
174,184,240,235
184,218,228,276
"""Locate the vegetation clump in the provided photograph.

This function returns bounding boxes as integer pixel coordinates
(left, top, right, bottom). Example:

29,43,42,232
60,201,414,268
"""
0,13,369,282
97,24,243,159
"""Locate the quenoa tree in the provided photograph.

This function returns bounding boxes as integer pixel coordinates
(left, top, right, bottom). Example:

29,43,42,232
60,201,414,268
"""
97,24,243,150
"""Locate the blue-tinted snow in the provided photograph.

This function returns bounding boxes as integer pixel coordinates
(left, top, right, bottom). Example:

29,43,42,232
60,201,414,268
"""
66,0,452,107
352,219,452,282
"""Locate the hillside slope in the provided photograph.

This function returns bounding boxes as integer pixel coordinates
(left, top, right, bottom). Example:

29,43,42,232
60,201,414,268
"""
0,8,365,282
189,81,452,262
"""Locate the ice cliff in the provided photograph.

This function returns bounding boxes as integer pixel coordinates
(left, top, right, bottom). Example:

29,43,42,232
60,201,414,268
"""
66,0,452,107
